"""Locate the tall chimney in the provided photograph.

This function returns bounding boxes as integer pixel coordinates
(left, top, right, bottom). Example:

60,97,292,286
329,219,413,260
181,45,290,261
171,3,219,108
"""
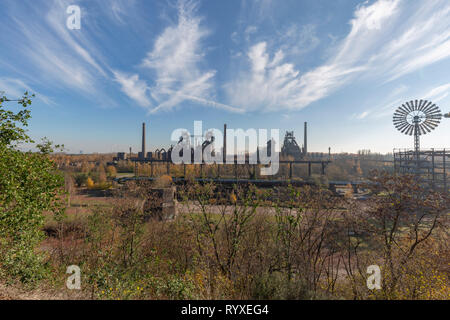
304,122,308,155
142,122,146,159
223,124,227,164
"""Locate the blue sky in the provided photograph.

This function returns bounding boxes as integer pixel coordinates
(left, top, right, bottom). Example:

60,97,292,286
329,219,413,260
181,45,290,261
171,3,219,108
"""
1,0,449,154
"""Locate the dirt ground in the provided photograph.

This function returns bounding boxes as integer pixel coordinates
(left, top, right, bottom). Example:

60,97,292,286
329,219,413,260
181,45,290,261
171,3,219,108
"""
0,282,87,300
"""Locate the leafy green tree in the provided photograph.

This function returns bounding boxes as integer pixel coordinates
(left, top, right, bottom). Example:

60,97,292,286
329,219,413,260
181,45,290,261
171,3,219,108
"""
0,92,33,146
0,92,64,284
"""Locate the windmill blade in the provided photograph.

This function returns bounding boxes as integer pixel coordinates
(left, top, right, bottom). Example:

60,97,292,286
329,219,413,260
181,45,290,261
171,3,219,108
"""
400,104,411,114
393,112,407,118
426,114,442,120
427,107,441,115
425,117,441,123
421,101,432,112
393,113,407,118
400,104,410,112
394,121,407,127
427,107,442,115
401,124,411,134
395,119,409,126
395,121,408,128
405,102,414,112
396,123,409,133
393,115,407,121
394,109,408,116
422,104,434,114
421,122,434,132
417,100,425,111
392,99,442,141
419,125,428,135
424,120,440,128
393,117,407,123
423,103,436,114
394,121,408,127
394,111,408,119
395,122,409,130
406,125,415,136
425,122,440,130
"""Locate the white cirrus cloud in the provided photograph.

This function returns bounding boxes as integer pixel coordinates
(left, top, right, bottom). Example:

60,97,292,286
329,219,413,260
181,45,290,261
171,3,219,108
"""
226,41,365,112
0,0,119,107
423,83,450,103
226,0,450,113
0,78,54,105
140,0,241,114
113,71,152,107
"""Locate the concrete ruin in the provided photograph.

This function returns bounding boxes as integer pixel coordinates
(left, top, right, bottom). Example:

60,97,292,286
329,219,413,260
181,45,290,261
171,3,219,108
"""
142,187,177,221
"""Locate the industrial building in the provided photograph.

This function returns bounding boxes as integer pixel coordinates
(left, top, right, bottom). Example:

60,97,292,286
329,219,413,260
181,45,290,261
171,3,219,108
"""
117,122,313,164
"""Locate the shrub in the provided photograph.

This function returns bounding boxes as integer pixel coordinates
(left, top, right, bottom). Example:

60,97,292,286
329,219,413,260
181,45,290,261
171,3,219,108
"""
74,173,88,187
0,93,64,284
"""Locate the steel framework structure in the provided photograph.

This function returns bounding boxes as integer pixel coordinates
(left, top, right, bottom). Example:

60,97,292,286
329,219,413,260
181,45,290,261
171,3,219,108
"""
393,100,443,163
393,148,449,193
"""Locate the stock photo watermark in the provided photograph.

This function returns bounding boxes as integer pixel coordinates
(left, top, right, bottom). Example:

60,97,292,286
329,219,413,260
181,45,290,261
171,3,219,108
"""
66,265,81,290
170,121,280,175
367,265,381,290
66,5,81,30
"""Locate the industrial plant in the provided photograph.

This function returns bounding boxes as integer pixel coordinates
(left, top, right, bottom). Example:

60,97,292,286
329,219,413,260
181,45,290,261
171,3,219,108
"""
108,99,449,195
117,121,316,163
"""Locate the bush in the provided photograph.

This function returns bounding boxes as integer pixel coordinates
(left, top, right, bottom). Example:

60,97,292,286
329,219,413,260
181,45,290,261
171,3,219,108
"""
74,173,88,187
251,272,314,300
0,93,64,284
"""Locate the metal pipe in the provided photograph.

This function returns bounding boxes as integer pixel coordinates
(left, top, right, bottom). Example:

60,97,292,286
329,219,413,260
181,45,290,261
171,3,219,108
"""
142,122,146,159
223,124,227,164
304,122,307,155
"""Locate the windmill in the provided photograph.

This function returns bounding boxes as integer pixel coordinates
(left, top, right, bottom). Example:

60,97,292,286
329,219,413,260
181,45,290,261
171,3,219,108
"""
393,100,443,155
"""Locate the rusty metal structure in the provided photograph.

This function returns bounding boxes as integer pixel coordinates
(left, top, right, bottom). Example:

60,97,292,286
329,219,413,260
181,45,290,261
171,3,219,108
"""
281,122,307,159
394,148,449,193
392,100,449,193
129,122,331,189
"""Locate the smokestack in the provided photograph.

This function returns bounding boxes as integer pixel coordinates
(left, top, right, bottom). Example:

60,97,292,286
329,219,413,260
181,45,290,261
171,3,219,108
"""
223,124,227,163
304,122,308,155
142,122,146,159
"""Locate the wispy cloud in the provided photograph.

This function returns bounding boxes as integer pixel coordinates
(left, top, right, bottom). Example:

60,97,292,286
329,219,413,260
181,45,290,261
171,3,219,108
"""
113,71,152,107
424,83,450,103
353,84,408,120
226,41,365,112
354,80,450,121
278,24,320,58
0,78,54,105
140,0,241,114
109,0,136,24
12,15,97,93
227,0,450,112
1,0,117,106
